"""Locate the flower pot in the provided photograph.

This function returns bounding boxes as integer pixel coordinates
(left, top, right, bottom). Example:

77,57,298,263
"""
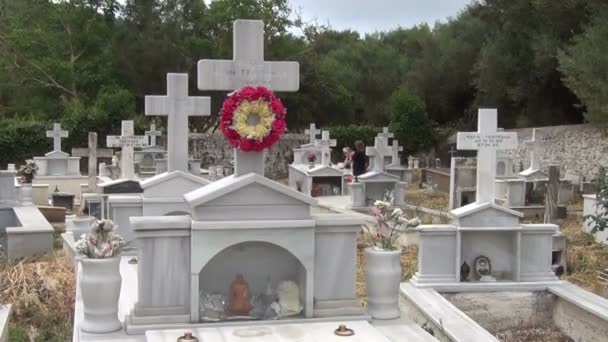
308,161,315,169
20,183,33,205
365,247,401,319
66,215,95,238
80,256,122,333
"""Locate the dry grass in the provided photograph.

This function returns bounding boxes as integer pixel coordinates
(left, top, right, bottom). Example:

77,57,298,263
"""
406,189,449,211
0,251,75,341
561,215,608,294
355,238,418,307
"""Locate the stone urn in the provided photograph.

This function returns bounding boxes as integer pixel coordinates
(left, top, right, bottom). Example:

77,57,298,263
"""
79,256,122,333
66,215,95,238
20,183,33,205
364,247,401,319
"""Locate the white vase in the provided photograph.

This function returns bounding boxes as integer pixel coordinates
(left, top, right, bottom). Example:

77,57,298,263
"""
20,183,33,205
365,248,401,319
80,256,122,333
67,216,95,238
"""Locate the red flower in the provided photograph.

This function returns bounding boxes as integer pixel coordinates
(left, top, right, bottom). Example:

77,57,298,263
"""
220,86,287,152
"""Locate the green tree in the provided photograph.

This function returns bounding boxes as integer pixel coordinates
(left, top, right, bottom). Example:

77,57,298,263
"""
388,89,436,157
559,8,608,126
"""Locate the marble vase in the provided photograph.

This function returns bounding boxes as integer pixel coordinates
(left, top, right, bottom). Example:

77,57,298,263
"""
365,248,401,319
79,256,122,333
20,183,33,205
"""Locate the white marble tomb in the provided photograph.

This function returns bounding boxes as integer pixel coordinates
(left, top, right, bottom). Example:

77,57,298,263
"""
292,123,323,165
349,137,406,211
412,109,559,290
34,123,81,177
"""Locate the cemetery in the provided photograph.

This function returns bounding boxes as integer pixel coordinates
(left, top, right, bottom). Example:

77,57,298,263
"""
1,2,608,342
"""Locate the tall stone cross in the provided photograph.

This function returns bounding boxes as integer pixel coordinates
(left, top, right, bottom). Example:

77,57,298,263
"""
391,140,403,165
106,120,147,179
145,123,162,147
378,127,394,141
197,19,300,177
525,128,545,171
366,137,393,173
304,123,321,145
46,123,68,152
145,73,211,173
314,131,337,166
457,109,518,203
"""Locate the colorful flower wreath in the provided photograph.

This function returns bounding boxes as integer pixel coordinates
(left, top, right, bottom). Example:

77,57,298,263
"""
220,86,287,152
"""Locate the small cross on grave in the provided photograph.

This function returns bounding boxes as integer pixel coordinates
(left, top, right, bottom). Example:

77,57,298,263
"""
146,73,211,173
197,20,300,177
448,145,458,158
304,123,321,145
366,137,394,173
314,131,337,166
391,140,404,165
456,109,518,203
145,123,162,147
525,128,546,171
378,127,394,142
106,120,147,179
46,123,68,152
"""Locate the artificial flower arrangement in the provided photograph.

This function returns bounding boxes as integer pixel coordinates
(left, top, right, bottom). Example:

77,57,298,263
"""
306,152,317,163
17,159,38,183
364,200,421,251
75,219,126,258
220,86,287,152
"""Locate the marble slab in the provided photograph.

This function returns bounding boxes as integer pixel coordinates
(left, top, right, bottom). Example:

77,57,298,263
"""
145,321,392,342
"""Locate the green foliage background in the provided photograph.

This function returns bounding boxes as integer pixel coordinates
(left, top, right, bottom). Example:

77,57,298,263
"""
0,0,607,162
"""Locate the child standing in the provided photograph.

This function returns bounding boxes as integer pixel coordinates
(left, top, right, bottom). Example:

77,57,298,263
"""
352,140,368,182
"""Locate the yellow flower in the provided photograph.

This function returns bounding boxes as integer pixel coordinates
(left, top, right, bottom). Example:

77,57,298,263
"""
232,99,275,140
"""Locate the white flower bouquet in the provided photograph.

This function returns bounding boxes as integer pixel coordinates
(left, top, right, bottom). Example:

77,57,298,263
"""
75,219,126,258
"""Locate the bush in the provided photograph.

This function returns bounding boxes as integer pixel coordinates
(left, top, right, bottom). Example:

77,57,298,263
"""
388,89,437,157
0,119,48,168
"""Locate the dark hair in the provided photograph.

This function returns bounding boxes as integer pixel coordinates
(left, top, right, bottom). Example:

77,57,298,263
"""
354,140,365,151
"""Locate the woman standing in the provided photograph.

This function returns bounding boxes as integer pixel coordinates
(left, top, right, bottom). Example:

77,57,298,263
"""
352,140,368,182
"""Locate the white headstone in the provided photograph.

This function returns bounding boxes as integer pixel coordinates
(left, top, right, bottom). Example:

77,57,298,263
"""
366,137,393,173
197,20,299,91
46,123,68,152
378,127,394,141
304,123,321,145
197,20,300,177
391,140,403,165
145,73,211,173
456,109,518,203
145,123,162,147
106,120,147,179
525,128,545,171
314,131,337,166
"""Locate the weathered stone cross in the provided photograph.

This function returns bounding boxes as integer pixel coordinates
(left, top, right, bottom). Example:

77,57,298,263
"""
391,140,403,165
145,123,162,147
304,123,321,145
145,73,211,173
525,128,546,171
366,137,393,173
314,131,337,166
197,20,300,177
106,120,147,179
456,109,518,203
46,123,68,152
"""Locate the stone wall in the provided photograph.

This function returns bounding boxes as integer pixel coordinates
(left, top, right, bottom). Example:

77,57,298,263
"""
189,133,308,179
504,124,608,181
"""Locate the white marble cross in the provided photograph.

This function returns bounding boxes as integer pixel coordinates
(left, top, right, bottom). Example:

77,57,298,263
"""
314,131,337,166
391,140,403,165
456,109,518,203
106,120,147,179
46,123,68,152
197,20,299,91
145,73,211,173
197,19,300,177
304,123,321,145
378,127,394,141
367,137,393,173
145,123,162,147
525,128,545,171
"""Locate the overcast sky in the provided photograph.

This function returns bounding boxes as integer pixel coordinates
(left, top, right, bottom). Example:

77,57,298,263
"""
288,0,475,34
